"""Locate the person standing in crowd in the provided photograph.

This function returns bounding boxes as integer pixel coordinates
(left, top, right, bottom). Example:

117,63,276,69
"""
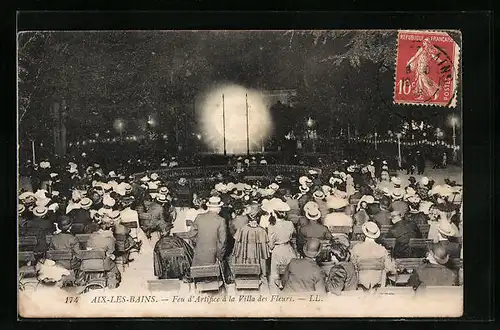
281,238,326,293
297,207,332,257
141,194,169,240
267,198,296,288
153,223,194,281
85,215,121,289
441,152,448,168
231,204,270,281
416,150,425,175
408,242,460,289
326,241,358,294
386,210,423,258
186,196,227,267
351,222,397,290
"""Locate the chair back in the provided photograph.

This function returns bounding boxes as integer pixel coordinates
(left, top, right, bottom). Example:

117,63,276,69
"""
356,257,385,271
19,251,35,263
190,264,222,292
80,249,106,272
329,226,352,235
380,225,392,235
46,250,73,261
395,258,425,270
232,264,261,290
408,238,433,249
19,236,37,251
277,263,287,276
190,264,219,278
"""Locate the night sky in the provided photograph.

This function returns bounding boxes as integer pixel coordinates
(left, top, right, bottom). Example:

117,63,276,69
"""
18,30,461,143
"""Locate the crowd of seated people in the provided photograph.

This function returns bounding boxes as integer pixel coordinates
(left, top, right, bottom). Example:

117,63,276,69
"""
18,153,463,293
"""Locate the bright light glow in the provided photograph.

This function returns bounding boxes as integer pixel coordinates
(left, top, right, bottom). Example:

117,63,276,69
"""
307,117,314,128
448,115,460,127
95,133,99,138
196,134,202,140
197,83,272,154
114,119,125,132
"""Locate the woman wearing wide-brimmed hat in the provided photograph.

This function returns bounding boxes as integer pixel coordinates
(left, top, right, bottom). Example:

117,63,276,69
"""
350,222,397,290
231,204,270,281
267,198,297,284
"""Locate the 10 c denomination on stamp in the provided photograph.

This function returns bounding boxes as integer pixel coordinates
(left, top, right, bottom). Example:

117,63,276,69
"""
394,30,461,107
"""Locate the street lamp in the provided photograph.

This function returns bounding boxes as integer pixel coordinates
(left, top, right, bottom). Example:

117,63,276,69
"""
448,114,460,161
374,132,378,150
396,133,402,168
114,119,125,142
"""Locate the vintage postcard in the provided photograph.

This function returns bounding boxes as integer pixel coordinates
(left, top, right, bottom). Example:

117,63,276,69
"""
17,30,462,318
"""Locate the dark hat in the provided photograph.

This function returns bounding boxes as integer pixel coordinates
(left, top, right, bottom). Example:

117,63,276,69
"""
303,238,322,258
58,215,73,231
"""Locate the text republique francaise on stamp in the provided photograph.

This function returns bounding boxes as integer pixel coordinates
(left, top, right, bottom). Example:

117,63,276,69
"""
394,30,460,108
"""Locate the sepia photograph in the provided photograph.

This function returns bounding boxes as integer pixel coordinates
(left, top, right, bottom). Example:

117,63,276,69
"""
17,29,462,318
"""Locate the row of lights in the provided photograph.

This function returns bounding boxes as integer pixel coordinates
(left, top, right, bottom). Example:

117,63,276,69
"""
351,136,460,150
67,133,205,147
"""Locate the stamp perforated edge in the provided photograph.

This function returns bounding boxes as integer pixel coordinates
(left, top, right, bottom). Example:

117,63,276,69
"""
393,30,461,108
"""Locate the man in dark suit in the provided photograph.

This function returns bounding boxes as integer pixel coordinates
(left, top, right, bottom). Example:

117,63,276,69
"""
408,242,460,289
282,238,326,293
68,197,96,234
186,196,227,267
372,197,392,228
386,211,422,258
49,216,81,271
297,208,332,257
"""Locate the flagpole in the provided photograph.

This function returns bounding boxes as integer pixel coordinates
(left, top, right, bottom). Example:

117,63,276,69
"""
222,94,227,156
31,139,36,164
246,93,250,156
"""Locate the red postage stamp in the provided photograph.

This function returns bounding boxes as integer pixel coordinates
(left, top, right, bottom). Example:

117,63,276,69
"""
394,30,461,107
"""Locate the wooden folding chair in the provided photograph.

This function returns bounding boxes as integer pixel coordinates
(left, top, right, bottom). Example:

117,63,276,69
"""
190,264,223,293
79,249,107,293
395,258,425,271
356,257,387,288
232,264,261,290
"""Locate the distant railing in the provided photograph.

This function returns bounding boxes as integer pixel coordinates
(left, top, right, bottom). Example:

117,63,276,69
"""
134,164,321,182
